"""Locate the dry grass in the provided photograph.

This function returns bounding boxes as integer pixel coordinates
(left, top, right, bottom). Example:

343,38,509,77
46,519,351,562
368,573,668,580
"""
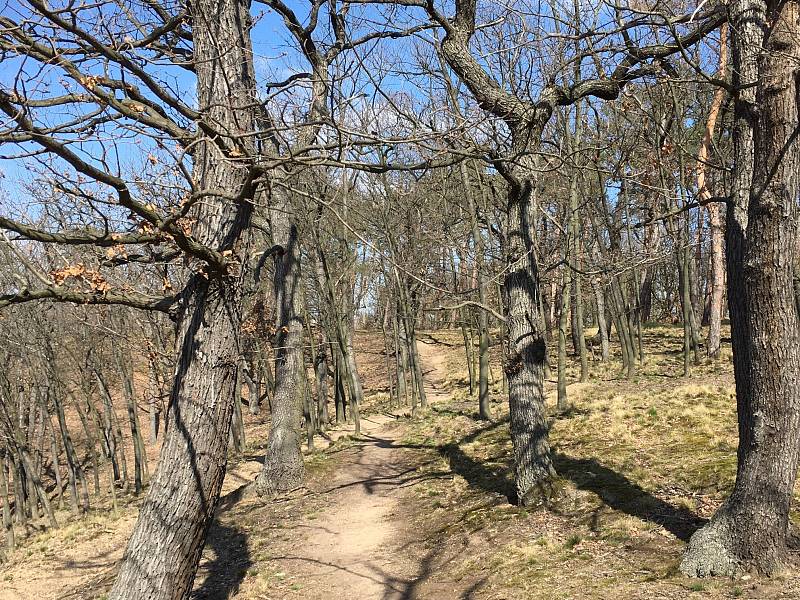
3,325,800,599
392,324,800,599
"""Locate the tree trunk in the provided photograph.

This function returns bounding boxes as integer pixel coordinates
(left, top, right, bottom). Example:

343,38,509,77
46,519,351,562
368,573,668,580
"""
73,394,99,500
343,323,363,434
46,416,64,510
500,150,556,506
701,24,729,359
593,278,610,361
681,0,800,576
109,0,256,595
315,337,330,429
0,455,14,551
393,305,408,406
95,370,122,483
557,269,570,411
462,162,492,419
255,196,305,496
117,353,148,494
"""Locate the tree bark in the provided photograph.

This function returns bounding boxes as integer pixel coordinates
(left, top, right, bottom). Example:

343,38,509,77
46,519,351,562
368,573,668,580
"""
109,0,256,596
701,24,729,359
254,190,305,495
500,165,556,505
592,278,610,362
557,268,570,411
681,0,800,576
462,161,492,419
0,454,14,551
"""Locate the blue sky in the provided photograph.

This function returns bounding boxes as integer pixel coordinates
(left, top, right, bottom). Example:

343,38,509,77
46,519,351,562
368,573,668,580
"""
0,0,721,215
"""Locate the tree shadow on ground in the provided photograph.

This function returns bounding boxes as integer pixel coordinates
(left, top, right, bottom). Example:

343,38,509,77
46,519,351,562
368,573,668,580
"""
553,454,706,541
434,416,704,541
190,499,251,599
369,544,488,600
437,416,517,503
271,542,487,600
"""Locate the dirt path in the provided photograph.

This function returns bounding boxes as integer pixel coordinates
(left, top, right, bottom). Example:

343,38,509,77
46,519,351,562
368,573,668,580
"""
269,417,412,598
259,339,458,599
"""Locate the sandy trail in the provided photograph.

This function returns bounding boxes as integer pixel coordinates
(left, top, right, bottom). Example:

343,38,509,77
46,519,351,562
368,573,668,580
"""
271,417,412,598
264,339,456,599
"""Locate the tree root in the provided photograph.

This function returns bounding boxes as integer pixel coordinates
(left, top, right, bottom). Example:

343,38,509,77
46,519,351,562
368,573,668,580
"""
680,517,738,577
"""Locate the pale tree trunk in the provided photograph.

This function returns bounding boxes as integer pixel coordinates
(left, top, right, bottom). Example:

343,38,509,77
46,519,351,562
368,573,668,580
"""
681,0,800,576
109,0,256,596
699,23,728,359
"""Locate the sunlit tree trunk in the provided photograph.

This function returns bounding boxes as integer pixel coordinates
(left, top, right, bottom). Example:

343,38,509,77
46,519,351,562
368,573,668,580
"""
109,0,256,596
682,0,800,576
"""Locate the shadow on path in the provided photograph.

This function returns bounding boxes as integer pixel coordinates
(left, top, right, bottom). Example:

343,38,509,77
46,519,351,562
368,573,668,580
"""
191,504,251,599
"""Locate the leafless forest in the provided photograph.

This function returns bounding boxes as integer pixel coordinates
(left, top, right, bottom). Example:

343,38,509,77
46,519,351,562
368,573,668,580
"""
0,0,799,598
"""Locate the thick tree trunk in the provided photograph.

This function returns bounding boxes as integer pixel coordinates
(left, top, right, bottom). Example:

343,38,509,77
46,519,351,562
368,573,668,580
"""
501,156,556,506
681,0,800,576
109,0,256,596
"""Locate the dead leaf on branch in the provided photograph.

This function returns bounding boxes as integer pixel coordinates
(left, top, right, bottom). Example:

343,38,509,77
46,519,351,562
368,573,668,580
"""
50,263,112,295
104,244,128,260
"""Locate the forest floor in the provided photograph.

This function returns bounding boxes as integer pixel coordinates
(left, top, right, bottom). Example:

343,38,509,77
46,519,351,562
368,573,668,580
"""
2,326,800,599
